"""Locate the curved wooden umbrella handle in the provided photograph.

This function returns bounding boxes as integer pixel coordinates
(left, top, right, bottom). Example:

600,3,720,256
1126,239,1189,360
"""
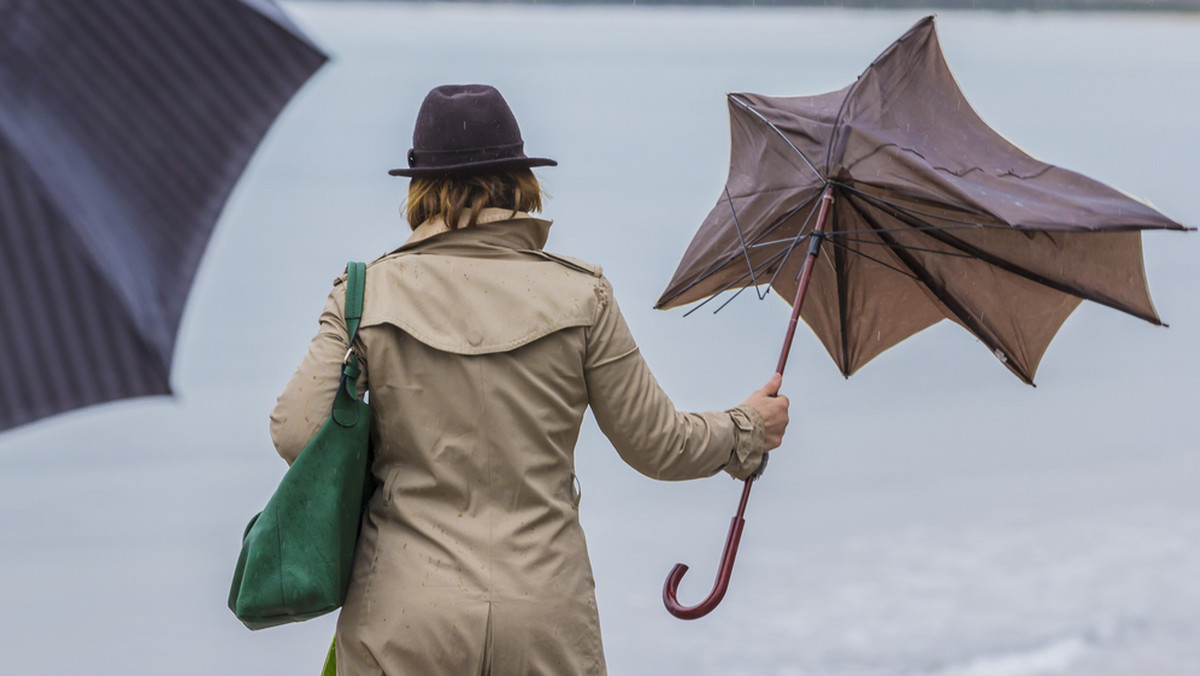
662,476,755,620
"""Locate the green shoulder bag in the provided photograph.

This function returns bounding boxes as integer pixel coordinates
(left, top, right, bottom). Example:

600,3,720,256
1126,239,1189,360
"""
229,261,372,630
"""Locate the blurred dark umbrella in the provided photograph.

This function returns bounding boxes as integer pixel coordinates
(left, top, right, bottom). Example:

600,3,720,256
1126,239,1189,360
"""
0,0,326,432
656,16,1189,619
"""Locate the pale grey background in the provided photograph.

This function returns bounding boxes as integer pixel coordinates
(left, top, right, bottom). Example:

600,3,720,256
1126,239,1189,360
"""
1,4,1197,675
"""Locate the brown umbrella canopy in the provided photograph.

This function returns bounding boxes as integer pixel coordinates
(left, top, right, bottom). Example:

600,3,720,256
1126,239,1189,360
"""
656,16,1187,384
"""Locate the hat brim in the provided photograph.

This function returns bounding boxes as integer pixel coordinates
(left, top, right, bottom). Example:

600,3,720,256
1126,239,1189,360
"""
388,156,557,178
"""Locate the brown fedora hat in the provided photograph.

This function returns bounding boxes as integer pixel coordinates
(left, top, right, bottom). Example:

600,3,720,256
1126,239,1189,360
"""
388,84,557,177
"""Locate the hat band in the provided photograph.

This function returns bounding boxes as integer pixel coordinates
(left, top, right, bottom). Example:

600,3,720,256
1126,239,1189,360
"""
408,141,525,168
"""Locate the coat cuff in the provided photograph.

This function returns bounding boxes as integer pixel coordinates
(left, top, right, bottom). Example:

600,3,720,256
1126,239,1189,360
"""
723,404,766,480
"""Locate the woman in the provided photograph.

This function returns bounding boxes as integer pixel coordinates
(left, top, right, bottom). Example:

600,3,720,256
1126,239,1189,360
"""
270,84,790,675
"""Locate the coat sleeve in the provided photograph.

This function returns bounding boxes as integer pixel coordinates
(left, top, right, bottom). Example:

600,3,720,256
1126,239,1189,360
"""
583,277,765,481
269,282,369,465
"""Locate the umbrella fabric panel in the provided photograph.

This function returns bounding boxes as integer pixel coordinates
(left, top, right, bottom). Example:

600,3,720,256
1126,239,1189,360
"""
655,190,821,309
656,15,1182,384
0,0,326,431
0,141,168,431
729,89,847,187
801,197,947,378
666,180,1155,383
238,0,327,50
833,17,1183,234
0,0,327,362
847,186,1162,324
844,193,1085,383
655,90,847,310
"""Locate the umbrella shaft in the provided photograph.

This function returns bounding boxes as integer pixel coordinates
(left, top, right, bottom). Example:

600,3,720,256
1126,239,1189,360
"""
775,185,834,376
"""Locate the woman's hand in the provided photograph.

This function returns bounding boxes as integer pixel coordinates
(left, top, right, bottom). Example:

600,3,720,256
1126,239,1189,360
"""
741,373,790,451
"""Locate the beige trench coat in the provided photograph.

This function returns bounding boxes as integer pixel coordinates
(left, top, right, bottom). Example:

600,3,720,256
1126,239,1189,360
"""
270,210,766,675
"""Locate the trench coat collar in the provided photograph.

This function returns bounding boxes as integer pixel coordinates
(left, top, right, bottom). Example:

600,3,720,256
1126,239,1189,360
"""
398,208,553,254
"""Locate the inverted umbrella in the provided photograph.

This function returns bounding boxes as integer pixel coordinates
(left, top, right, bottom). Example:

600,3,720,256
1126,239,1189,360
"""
0,0,326,432
657,16,1188,619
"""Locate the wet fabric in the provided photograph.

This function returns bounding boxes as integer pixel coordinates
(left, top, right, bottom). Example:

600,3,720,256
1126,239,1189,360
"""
656,16,1186,384
270,214,765,675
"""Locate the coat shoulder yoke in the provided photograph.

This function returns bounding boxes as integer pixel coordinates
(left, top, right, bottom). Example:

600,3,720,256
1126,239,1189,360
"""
332,226,605,355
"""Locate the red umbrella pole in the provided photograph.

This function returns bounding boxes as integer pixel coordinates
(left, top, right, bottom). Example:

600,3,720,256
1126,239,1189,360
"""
776,184,835,376
663,184,833,620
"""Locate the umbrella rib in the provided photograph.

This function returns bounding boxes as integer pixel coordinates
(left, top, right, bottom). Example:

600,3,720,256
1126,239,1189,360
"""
825,238,923,282
831,206,852,377
724,185,763,297
887,207,1165,325
849,187,1162,324
729,94,824,181
756,192,821,244
681,247,793,317
748,237,805,249
831,234,976,260
684,248,790,317
765,193,824,293
711,281,753,315
657,192,820,308
823,17,947,180
830,223,986,236
824,92,857,179
835,183,1003,231
846,196,1035,384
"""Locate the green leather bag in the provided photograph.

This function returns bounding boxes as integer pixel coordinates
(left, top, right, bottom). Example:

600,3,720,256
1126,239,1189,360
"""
229,262,372,630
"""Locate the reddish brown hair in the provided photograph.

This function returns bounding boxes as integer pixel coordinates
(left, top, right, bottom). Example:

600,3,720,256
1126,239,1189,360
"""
405,169,543,230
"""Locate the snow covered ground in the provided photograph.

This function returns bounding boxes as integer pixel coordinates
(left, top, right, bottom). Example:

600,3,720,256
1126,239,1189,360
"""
1,4,1197,674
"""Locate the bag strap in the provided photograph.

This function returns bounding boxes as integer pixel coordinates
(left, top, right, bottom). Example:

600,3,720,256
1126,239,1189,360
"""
343,261,365,346
333,262,367,425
